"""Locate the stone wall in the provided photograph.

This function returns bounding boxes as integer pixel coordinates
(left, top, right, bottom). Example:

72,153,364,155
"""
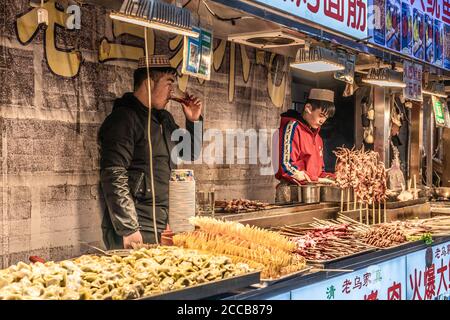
0,0,290,267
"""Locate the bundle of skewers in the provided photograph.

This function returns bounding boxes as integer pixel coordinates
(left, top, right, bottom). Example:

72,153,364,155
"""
274,214,450,254
406,216,450,237
334,147,387,225
173,216,306,280
273,216,375,262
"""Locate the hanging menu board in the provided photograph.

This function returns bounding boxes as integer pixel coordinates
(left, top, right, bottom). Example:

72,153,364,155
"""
182,27,213,80
403,61,423,101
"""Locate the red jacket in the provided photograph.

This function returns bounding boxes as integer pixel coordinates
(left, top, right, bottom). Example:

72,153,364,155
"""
275,110,333,184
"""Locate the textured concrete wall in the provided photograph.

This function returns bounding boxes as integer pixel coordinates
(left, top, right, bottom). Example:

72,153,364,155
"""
0,0,290,267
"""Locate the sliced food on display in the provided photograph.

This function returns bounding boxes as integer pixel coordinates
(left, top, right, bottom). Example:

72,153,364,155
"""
0,246,254,300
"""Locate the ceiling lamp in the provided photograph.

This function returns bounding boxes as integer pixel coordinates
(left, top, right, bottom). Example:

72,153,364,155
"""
362,68,406,88
422,82,447,98
290,46,345,73
110,0,199,38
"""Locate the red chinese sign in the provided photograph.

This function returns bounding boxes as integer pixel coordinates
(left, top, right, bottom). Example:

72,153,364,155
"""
254,0,368,39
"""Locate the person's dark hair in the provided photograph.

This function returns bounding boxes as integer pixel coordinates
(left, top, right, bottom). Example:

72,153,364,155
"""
133,67,177,91
305,98,336,118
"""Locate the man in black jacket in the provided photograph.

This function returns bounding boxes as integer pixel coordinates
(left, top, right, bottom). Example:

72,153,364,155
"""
98,55,202,249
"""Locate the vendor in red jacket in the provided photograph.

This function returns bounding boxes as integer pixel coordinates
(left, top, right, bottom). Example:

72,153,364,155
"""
275,89,336,201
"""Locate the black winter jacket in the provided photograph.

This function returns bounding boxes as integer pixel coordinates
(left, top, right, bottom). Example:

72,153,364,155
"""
98,93,202,239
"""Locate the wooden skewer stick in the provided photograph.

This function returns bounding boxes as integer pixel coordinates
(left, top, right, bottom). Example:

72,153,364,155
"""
378,201,381,224
384,199,387,223
372,201,377,224
359,200,362,224
366,203,369,225
347,188,350,212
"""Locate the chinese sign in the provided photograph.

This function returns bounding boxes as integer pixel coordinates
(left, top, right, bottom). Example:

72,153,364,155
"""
403,61,423,101
182,27,213,80
406,241,450,300
291,257,406,300
432,96,447,127
252,0,368,39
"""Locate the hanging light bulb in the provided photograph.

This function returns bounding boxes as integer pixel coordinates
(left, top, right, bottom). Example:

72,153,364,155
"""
362,68,406,88
290,45,345,73
110,0,199,38
422,82,447,98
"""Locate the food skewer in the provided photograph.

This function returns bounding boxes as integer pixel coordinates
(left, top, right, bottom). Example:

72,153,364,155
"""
372,202,375,225
378,202,381,224
359,200,362,224
347,188,350,212
366,203,369,225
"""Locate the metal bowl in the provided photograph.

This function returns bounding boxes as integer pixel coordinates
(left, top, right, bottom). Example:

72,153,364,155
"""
301,185,321,204
320,185,342,202
290,185,302,203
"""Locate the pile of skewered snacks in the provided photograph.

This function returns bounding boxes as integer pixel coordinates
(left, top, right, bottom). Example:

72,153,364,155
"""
173,217,306,279
215,199,270,213
275,220,373,261
0,246,252,300
334,147,387,205
357,217,450,247
406,216,450,237
356,220,429,248
293,235,372,261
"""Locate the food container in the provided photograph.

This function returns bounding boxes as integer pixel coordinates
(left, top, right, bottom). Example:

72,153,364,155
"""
169,170,196,233
301,185,321,204
290,185,302,203
320,185,342,202
170,169,194,182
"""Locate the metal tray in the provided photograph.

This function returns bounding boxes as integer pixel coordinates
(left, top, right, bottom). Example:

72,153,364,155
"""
138,271,261,300
256,266,313,287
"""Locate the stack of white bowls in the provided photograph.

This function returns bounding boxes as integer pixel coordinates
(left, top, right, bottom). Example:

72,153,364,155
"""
169,169,196,233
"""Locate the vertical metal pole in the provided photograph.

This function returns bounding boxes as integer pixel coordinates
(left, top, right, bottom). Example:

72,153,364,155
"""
443,128,450,187
373,87,390,165
425,99,434,187
354,87,367,149
410,102,423,184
